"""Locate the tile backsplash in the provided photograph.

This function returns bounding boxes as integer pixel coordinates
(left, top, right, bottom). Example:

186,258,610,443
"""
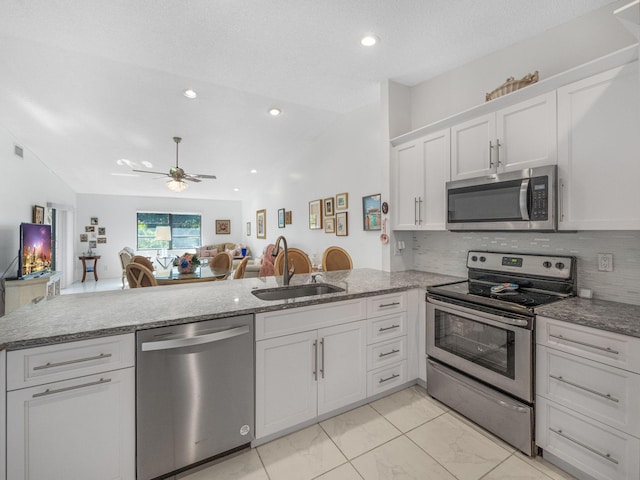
412,231,640,305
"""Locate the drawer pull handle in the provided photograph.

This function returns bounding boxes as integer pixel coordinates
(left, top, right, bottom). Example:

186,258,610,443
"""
32,377,112,398
379,348,400,358
33,353,113,371
312,340,318,381
549,334,619,355
379,373,400,384
378,324,400,332
378,302,400,308
550,428,619,465
550,374,619,403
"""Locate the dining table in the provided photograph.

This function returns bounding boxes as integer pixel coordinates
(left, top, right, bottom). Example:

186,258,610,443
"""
154,266,230,285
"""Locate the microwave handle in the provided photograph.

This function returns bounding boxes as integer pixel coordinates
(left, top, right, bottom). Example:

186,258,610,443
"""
519,178,530,221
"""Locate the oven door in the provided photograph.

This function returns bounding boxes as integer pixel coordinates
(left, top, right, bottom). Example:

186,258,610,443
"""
426,297,533,402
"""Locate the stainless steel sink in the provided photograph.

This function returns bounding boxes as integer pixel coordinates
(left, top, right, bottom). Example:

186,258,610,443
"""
251,283,345,301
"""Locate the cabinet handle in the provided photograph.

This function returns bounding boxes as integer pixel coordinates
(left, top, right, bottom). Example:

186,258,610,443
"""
418,197,423,225
414,197,419,225
378,373,400,384
549,428,619,465
550,374,619,403
378,302,400,309
312,340,318,380
33,353,112,371
378,324,400,332
549,334,619,355
559,180,565,222
495,139,502,166
378,348,400,358
489,140,495,168
320,338,325,379
32,377,111,398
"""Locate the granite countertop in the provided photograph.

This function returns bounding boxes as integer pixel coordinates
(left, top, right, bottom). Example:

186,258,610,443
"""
0,268,463,351
536,296,640,338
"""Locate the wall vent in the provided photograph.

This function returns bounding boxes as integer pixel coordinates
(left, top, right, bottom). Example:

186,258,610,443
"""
14,144,24,158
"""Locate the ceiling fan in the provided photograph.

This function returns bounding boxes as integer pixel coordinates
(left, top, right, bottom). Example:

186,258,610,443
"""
133,137,217,192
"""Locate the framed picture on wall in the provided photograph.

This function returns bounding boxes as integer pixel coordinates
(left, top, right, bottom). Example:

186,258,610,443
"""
98,227,106,235
278,208,285,228
324,217,335,233
285,211,292,225
256,209,266,239
362,194,381,231
336,192,348,210
216,219,231,234
309,199,322,230
90,217,99,225
336,212,348,236
33,205,45,224
324,197,334,217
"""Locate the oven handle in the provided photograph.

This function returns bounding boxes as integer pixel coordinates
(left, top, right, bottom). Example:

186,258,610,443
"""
427,297,530,328
519,178,530,221
428,360,530,414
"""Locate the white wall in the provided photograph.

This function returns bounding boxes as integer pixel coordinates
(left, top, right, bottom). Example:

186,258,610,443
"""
0,126,76,313
409,0,637,130
242,102,384,270
75,193,242,281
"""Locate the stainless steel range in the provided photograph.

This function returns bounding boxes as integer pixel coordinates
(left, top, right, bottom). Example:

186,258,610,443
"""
426,250,576,456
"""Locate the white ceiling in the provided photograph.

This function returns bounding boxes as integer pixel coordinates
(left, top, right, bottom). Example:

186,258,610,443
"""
0,0,616,200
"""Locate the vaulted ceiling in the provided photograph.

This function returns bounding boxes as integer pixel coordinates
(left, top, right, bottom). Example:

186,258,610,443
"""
0,0,616,200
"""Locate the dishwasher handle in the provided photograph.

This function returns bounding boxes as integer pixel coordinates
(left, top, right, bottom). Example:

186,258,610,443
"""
141,325,250,352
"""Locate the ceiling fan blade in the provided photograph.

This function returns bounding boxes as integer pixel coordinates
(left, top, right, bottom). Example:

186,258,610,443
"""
132,169,169,176
184,177,202,183
188,174,217,179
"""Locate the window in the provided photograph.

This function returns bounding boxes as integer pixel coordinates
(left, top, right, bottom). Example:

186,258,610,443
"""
137,212,201,251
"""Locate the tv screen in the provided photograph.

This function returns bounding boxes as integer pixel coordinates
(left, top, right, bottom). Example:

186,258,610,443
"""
19,223,52,279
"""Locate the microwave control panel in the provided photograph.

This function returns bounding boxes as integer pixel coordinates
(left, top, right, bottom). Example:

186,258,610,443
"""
530,176,548,220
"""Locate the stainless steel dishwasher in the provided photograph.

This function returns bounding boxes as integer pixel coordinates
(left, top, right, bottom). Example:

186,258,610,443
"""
136,314,254,480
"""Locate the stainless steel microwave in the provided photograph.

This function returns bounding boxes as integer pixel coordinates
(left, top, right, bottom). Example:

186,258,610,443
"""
446,165,557,231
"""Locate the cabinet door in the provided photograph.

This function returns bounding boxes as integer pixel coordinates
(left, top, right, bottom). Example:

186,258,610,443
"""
317,321,367,415
421,129,450,230
255,331,318,438
557,62,640,230
392,140,423,229
451,113,495,180
496,91,557,172
7,368,135,480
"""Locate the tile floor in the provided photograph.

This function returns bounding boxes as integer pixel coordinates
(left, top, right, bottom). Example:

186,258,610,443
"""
177,386,576,480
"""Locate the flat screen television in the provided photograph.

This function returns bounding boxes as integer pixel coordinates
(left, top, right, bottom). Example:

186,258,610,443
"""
18,223,52,279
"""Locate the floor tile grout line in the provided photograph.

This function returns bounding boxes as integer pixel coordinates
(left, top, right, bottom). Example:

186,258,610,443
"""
402,418,462,480
254,445,273,480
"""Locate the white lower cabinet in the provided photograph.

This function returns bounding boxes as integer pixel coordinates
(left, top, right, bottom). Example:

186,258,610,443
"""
5,335,135,480
255,320,367,439
536,316,640,480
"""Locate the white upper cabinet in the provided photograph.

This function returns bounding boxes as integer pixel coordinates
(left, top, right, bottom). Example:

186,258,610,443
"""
451,92,557,180
557,62,640,230
392,129,450,230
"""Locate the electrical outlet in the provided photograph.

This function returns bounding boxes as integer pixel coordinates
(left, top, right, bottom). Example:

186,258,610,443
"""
597,253,613,272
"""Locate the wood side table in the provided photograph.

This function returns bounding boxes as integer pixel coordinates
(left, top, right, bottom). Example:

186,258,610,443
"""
79,255,101,282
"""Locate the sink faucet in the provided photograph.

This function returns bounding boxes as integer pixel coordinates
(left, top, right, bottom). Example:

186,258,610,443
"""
272,236,295,285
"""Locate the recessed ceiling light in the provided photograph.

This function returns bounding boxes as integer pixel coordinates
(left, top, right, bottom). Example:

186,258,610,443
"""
268,108,282,116
360,35,379,47
183,89,197,99
233,188,239,192
250,169,257,174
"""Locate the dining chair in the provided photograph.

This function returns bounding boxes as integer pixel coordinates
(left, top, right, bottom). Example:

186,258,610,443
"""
126,263,158,288
118,247,135,288
210,251,233,280
233,256,250,279
321,246,353,272
132,255,155,271
274,248,313,275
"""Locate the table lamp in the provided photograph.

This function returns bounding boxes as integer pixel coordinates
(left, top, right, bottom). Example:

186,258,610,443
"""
154,226,171,258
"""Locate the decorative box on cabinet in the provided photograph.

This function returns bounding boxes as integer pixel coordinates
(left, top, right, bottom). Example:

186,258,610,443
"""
536,316,640,480
451,91,557,181
392,129,450,230
557,61,640,230
6,334,135,480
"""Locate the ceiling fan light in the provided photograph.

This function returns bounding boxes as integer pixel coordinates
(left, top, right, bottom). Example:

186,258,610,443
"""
166,179,188,192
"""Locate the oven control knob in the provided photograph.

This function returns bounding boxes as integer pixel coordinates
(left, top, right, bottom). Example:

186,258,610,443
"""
471,255,478,262
555,262,565,270
543,261,552,268
479,256,486,262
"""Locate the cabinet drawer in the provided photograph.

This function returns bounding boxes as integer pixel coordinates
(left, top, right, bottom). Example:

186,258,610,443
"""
256,299,366,340
366,292,407,318
536,397,640,480
367,312,407,344
537,345,640,437
7,334,135,391
367,360,407,397
537,316,640,374
367,337,407,371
